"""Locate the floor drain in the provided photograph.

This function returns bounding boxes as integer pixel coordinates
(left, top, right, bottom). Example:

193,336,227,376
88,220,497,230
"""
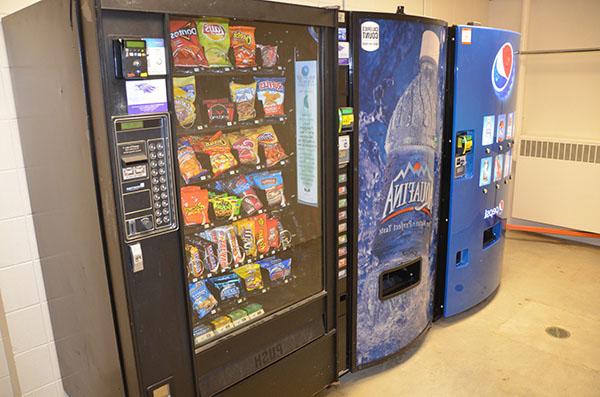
545,326,571,339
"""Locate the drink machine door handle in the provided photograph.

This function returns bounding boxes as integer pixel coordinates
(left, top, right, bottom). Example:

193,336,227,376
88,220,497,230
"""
130,242,144,272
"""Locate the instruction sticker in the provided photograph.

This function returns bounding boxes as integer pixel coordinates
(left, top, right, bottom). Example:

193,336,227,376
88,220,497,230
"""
143,38,167,76
126,79,168,114
361,21,379,52
461,28,472,45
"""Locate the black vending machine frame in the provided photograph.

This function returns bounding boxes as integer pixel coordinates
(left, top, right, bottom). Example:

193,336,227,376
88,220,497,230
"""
6,0,340,396
434,26,458,321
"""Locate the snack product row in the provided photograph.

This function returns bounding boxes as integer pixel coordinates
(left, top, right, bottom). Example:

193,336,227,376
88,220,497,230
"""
178,127,289,182
189,256,293,316
184,214,292,278
193,302,265,344
171,18,279,69
181,170,288,227
174,76,286,128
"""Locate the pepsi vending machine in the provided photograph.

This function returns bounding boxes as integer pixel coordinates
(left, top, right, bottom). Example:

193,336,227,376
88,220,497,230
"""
435,26,520,318
338,11,447,370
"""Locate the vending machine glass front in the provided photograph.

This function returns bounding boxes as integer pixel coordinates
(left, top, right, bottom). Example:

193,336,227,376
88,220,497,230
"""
168,16,324,347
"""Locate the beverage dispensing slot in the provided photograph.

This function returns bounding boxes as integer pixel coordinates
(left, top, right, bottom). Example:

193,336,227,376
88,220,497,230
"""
482,222,501,248
379,258,422,300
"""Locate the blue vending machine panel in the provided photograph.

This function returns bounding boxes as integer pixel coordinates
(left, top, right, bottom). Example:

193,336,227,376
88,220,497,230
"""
442,26,520,317
352,13,447,368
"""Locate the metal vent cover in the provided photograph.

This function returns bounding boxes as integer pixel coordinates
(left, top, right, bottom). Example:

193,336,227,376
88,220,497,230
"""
519,139,600,164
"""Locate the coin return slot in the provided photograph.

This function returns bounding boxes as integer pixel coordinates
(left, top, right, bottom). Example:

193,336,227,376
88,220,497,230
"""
379,258,421,300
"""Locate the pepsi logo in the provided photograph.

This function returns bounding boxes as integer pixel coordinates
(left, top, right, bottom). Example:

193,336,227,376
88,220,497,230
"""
491,43,514,99
484,200,505,219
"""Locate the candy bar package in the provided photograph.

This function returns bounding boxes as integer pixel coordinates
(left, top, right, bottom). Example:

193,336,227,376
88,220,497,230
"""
234,218,257,258
229,82,257,121
201,227,231,271
254,213,269,255
255,77,286,117
198,19,232,67
170,19,209,68
191,131,238,176
193,324,215,344
258,257,292,282
173,76,197,128
188,280,218,320
207,273,243,302
249,170,286,207
194,237,220,274
257,44,278,68
185,242,204,278
253,125,288,167
230,26,257,68
266,217,281,249
180,186,210,225
228,130,260,165
178,138,207,183
227,309,250,327
234,263,264,292
203,98,234,125
211,316,234,334
244,303,265,319
225,225,245,265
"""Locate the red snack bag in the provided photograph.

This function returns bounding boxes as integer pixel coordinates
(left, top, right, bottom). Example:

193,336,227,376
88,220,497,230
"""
258,44,278,68
230,26,257,68
254,213,269,255
180,186,210,225
192,131,238,176
203,98,234,125
266,217,280,249
228,131,260,165
170,19,209,68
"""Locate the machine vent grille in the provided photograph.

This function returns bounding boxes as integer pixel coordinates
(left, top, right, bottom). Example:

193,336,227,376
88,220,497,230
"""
519,138,600,164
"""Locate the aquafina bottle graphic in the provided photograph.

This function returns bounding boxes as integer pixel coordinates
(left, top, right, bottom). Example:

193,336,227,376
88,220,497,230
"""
371,30,440,266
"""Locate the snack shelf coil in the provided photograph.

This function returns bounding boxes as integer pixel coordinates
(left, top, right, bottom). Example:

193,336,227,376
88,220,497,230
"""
176,115,288,136
173,65,286,78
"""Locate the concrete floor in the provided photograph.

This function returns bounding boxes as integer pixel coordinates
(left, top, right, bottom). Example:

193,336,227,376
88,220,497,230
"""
321,231,600,396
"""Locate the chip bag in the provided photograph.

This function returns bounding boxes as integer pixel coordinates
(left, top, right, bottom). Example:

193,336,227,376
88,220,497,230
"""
180,186,210,225
257,44,278,68
230,26,257,68
255,77,285,117
178,138,207,183
173,76,197,128
207,273,243,301
228,130,260,165
189,280,217,319
203,98,234,124
249,170,286,207
170,19,209,68
230,82,257,121
194,131,238,176
234,263,264,291
253,125,288,167
227,175,263,215
198,19,232,67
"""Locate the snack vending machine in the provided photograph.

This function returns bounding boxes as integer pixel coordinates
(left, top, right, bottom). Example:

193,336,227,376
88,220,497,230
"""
336,11,447,371
4,0,339,395
435,26,520,318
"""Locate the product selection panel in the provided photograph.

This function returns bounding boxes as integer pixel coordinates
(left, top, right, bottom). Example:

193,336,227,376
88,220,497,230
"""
113,114,178,241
